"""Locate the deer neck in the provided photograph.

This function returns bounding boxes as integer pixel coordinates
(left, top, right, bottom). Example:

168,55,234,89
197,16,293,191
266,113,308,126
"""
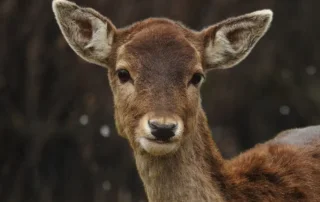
134,110,226,202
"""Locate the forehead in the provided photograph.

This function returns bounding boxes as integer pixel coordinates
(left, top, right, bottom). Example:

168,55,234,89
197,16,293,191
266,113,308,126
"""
117,21,201,75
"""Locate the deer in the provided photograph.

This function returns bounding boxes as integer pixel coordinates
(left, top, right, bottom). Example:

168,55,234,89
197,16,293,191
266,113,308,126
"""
52,0,320,201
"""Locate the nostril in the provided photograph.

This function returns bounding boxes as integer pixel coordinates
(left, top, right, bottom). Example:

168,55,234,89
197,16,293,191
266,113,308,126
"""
165,123,177,130
148,120,158,130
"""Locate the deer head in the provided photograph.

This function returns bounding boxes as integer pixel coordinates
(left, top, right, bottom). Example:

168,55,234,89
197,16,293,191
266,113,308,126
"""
52,0,273,156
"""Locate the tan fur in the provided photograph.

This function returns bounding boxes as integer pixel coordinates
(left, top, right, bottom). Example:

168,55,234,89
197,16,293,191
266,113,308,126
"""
52,1,320,201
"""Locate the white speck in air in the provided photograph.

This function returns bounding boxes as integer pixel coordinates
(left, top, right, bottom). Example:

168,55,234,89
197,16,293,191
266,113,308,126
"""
100,125,110,137
79,114,89,125
102,180,111,191
306,65,317,76
279,105,290,115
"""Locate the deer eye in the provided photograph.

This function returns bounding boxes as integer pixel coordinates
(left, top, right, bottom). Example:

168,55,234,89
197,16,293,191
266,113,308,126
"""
117,69,131,83
190,73,204,86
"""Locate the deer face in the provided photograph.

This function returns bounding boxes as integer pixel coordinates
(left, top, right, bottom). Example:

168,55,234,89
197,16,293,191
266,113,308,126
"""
53,0,273,156
110,25,204,155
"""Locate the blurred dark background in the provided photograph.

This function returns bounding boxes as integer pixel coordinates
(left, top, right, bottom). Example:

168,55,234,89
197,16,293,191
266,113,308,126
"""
1,0,320,201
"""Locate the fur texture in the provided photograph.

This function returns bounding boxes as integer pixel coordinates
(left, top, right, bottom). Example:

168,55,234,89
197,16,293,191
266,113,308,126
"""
52,1,320,201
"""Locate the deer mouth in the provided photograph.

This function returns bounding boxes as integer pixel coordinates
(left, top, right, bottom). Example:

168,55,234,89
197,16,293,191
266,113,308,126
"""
138,137,180,156
145,136,173,143
143,136,179,145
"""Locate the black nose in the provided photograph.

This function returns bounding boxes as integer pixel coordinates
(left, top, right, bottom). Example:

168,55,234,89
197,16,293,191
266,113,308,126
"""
148,120,177,141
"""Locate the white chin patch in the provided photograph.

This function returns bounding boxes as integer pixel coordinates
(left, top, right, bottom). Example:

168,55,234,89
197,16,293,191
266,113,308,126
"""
139,138,179,156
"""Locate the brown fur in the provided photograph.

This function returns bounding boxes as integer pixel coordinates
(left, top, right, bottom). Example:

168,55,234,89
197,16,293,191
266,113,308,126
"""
52,1,320,201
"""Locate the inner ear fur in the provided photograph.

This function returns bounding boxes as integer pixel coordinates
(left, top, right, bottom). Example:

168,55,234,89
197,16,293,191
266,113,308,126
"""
202,10,273,70
52,0,116,67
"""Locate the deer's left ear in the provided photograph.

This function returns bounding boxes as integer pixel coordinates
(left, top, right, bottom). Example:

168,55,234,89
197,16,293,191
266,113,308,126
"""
202,10,273,70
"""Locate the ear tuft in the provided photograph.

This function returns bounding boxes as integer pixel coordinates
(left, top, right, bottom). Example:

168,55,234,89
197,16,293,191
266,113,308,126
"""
251,9,273,19
203,9,273,70
52,0,77,14
248,9,273,30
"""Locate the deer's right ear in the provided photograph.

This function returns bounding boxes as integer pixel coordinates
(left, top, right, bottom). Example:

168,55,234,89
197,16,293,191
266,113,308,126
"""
52,0,116,67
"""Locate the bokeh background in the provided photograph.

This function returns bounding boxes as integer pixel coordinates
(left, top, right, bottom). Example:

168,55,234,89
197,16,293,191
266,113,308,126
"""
1,0,320,201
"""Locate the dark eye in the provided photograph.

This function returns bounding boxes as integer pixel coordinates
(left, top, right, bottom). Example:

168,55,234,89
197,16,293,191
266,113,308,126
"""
117,69,131,83
190,73,204,86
